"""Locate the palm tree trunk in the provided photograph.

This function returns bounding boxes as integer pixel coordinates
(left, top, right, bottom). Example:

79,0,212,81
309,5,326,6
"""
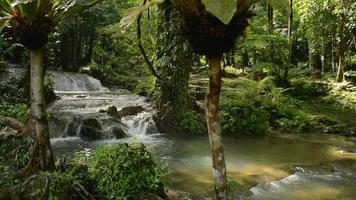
206,56,227,200
24,48,55,175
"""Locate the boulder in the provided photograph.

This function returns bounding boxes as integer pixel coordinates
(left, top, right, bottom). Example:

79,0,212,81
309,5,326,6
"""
117,106,145,118
103,125,126,139
107,106,118,116
98,106,118,117
79,118,102,141
79,126,102,141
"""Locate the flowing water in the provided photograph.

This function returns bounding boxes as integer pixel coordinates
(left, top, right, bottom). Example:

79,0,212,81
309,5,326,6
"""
37,71,356,200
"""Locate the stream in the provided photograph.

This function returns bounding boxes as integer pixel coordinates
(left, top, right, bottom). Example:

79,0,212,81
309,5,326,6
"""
41,72,356,199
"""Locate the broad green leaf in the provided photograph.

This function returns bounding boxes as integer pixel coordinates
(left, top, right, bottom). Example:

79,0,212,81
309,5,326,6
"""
201,0,238,25
119,0,164,30
266,0,290,16
0,16,10,32
53,0,104,25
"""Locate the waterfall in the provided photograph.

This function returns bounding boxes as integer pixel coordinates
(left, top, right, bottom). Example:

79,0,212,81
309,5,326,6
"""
46,71,108,91
5,67,108,91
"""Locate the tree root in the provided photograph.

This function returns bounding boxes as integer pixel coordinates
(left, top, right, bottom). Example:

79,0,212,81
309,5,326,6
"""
20,173,49,199
73,181,96,200
0,117,24,133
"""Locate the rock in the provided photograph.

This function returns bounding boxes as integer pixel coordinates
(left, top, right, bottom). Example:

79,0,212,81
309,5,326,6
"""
117,106,145,118
63,121,80,137
112,126,126,138
0,61,7,72
98,106,118,117
79,126,102,141
82,118,102,129
79,118,102,141
107,106,118,116
74,95,88,98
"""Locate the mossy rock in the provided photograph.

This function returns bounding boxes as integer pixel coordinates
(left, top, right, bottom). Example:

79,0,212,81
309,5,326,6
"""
0,61,7,72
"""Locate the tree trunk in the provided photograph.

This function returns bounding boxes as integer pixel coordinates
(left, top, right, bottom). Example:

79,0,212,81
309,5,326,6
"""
154,1,199,134
336,0,346,82
267,3,274,34
283,0,293,83
242,50,249,75
311,53,322,80
24,48,55,176
206,56,227,200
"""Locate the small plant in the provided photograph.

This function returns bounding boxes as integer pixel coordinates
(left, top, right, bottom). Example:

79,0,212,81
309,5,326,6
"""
90,143,167,200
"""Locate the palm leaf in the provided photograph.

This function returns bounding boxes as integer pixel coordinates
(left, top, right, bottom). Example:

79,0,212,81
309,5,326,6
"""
0,16,10,32
52,0,104,25
119,0,164,30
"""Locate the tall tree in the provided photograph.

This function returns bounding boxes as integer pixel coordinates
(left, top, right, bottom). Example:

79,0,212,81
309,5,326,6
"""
336,0,346,82
0,0,102,175
283,0,293,82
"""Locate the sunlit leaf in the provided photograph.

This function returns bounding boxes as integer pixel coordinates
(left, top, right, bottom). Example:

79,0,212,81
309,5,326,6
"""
119,0,164,30
0,16,10,32
201,0,238,25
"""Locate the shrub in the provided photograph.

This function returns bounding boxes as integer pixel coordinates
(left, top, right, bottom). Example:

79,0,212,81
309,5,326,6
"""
220,77,310,134
287,80,331,99
176,111,202,135
90,143,167,200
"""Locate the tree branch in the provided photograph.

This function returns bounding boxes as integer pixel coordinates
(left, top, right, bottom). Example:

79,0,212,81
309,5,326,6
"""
137,0,160,80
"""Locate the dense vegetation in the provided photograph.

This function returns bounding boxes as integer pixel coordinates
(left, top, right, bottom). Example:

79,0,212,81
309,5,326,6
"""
0,0,355,199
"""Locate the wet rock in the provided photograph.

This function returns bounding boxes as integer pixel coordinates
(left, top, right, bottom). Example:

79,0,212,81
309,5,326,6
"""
98,106,118,117
103,125,126,139
74,94,88,98
146,121,158,134
107,106,118,116
117,106,145,118
79,126,102,141
79,118,102,141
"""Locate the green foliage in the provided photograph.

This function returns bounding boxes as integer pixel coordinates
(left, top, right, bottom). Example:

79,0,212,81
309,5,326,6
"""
0,75,29,122
0,137,31,169
176,111,202,135
90,143,167,199
48,152,93,200
287,80,331,99
220,77,311,134
134,74,157,97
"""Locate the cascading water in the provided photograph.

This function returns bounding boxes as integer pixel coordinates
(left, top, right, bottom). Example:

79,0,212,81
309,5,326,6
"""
46,71,165,156
46,71,109,91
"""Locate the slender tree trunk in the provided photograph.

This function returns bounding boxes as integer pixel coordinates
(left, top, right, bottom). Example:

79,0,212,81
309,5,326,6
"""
267,3,274,34
336,0,346,82
321,38,325,73
24,48,55,176
311,53,322,80
331,34,336,73
206,56,227,200
283,0,293,83
242,50,249,75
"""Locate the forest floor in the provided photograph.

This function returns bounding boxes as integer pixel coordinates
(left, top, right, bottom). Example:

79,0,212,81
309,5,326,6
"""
189,75,356,136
